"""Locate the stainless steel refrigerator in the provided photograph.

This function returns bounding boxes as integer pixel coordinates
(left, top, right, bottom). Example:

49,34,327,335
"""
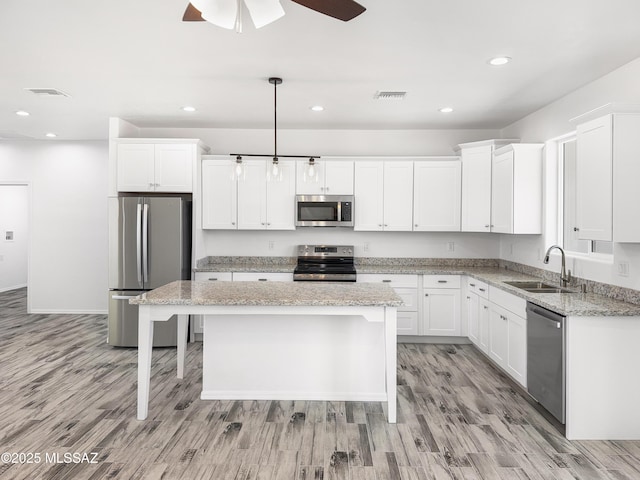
108,195,192,347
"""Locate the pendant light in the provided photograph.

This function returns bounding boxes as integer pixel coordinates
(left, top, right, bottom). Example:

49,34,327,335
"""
230,77,320,174
307,157,316,179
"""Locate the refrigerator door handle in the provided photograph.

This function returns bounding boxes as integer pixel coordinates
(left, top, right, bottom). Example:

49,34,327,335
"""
136,203,143,284
142,202,149,284
111,294,138,300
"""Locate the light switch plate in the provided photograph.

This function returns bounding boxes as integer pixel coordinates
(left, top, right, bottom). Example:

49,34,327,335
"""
5,231,13,241
617,262,630,277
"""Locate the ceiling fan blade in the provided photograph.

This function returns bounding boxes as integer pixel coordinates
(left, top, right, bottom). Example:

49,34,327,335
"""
291,0,365,21
190,0,238,29
244,0,285,28
183,3,205,21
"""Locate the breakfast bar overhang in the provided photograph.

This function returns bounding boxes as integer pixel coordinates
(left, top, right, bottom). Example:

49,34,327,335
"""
130,280,402,422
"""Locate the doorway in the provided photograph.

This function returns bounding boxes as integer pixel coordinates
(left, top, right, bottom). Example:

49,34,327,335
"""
0,184,29,295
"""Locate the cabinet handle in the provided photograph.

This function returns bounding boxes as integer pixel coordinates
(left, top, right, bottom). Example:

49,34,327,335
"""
384,224,388,227
469,283,476,287
479,288,486,292
490,225,495,227
148,183,154,187
267,223,271,226
382,279,392,283
231,222,236,225
208,278,218,281
424,293,429,297
258,278,267,281
484,224,490,228
415,224,419,227
438,280,447,283
483,306,489,310
573,227,580,232
261,223,265,225
466,296,470,300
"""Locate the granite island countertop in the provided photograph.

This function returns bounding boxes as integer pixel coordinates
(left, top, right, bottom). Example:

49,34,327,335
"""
130,280,404,307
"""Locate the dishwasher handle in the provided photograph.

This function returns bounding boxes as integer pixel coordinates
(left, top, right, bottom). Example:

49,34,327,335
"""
526,303,565,323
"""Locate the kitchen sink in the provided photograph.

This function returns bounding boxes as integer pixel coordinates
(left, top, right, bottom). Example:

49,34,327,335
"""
503,280,577,294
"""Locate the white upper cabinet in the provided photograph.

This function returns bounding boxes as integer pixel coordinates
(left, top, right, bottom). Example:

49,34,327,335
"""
576,115,613,241
201,159,237,229
117,142,197,193
413,160,461,231
296,159,354,195
490,144,543,234
456,140,518,233
354,160,413,231
203,158,296,231
573,106,640,243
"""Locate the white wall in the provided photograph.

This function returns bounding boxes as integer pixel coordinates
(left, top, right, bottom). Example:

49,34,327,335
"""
500,56,640,290
0,141,109,313
0,184,29,292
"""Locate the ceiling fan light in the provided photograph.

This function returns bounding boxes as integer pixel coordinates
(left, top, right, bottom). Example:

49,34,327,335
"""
192,0,238,29
244,0,285,28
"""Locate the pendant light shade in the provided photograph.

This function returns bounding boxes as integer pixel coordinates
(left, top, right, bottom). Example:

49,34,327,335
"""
307,157,316,178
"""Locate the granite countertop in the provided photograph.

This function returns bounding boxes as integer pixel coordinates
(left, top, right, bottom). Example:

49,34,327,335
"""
130,280,404,307
193,257,640,317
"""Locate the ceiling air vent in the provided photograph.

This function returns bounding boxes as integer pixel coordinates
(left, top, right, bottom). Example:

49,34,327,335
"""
25,88,71,97
373,91,407,100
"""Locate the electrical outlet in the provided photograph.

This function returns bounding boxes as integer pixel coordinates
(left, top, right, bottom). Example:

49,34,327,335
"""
446,241,455,252
617,262,630,277
268,240,275,250
5,231,13,241
363,242,370,252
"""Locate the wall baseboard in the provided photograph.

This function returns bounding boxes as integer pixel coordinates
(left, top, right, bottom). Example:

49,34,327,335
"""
0,284,27,293
28,309,108,315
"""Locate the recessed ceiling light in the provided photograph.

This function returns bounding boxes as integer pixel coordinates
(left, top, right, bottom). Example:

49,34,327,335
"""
439,107,454,113
488,56,512,66
310,105,324,112
45,132,57,138
181,106,197,112
15,110,30,116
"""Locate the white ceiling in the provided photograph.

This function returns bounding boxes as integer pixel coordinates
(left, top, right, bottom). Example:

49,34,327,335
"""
2,0,640,140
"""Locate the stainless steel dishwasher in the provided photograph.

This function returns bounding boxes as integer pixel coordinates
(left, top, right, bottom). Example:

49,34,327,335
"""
526,302,566,424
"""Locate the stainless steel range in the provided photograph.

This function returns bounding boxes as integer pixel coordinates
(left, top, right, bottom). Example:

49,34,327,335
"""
293,245,356,282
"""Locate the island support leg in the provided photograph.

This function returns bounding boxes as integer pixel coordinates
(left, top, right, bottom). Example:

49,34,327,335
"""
385,307,397,423
176,314,188,379
137,306,154,420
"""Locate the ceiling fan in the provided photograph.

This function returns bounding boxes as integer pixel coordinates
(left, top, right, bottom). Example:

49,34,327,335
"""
183,0,366,31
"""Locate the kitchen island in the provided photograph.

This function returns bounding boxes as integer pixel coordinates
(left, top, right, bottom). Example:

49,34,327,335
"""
130,280,402,422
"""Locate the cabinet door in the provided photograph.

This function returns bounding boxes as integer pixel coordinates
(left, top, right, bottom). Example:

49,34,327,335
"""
489,304,508,367
491,151,514,233
383,161,414,231
422,289,461,336
461,146,492,232
397,312,419,336
154,144,193,192
354,162,384,231
413,161,461,231
467,292,479,346
202,160,237,229
296,160,325,194
576,115,613,241
478,298,490,354
266,160,296,230
325,161,354,194
237,160,267,230
507,312,527,387
116,143,155,192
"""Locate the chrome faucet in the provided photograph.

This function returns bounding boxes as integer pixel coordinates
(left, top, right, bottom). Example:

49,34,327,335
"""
543,245,572,287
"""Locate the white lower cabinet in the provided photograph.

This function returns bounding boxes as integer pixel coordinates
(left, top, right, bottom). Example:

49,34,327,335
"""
357,274,419,335
466,278,489,353
486,287,528,388
191,271,293,335
421,275,461,336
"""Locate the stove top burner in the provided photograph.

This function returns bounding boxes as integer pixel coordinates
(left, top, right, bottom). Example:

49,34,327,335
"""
293,244,356,282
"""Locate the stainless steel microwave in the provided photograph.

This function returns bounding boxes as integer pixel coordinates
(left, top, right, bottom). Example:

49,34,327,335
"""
295,195,354,227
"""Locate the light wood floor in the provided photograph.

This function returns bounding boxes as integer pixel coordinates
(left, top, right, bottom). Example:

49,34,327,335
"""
1,288,640,480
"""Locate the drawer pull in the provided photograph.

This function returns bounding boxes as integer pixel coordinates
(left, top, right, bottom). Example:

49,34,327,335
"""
479,288,486,292
258,278,268,281
483,306,489,310
382,279,392,283
466,296,470,300
208,278,218,281
424,293,429,297
469,283,476,287
438,280,448,283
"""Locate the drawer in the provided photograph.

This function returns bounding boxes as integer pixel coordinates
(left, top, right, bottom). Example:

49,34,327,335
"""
232,272,293,282
489,286,527,318
423,275,461,289
194,271,232,282
397,311,419,336
357,274,418,288
467,278,489,298
394,288,418,312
